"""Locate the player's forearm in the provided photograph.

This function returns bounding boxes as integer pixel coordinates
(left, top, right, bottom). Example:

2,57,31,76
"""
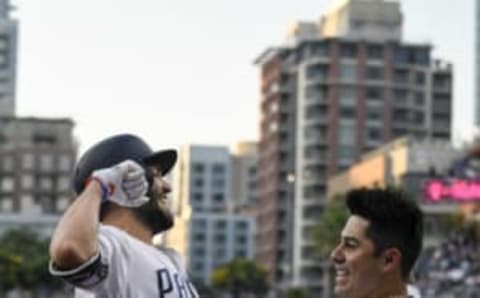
49,181,103,269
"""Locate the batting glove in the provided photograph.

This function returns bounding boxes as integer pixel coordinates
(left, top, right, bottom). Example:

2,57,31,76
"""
89,159,149,207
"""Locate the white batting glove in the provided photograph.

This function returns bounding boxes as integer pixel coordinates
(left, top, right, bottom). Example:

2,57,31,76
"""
90,159,149,207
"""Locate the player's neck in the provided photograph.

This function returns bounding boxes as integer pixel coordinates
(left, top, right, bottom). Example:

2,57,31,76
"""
102,206,154,245
365,279,407,298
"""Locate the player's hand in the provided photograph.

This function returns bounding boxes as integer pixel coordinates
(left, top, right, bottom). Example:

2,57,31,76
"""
90,160,149,207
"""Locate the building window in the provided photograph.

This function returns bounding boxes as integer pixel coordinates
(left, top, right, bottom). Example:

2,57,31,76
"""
306,64,328,80
20,195,41,215
340,64,356,81
414,92,425,106
191,192,204,203
340,43,357,58
212,178,225,188
39,154,54,172
193,178,204,188
394,89,408,102
338,146,355,163
236,221,248,231
22,153,34,170
236,235,247,244
394,47,408,64
193,218,206,228
39,177,53,191
214,234,226,243
1,177,14,192
192,163,204,174
57,176,71,192
338,86,356,107
57,196,70,212
412,111,424,125
2,156,14,172
414,48,430,65
193,233,205,242
366,45,383,60
415,71,425,85
392,109,408,122
339,107,356,118
193,262,204,272
235,250,247,258
366,107,382,121
365,87,382,100
212,193,224,203
338,120,355,145
311,41,329,57
394,69,409,84
59,154,71,172
304,145,325,160
305,105,326,120
366,66,383,80
193,248,205,257
1,197,13,212
212,163,226,174
21,175,34,190
366,127,382,141
305,85,327,100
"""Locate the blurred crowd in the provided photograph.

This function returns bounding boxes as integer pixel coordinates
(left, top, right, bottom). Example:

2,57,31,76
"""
415,227,480,297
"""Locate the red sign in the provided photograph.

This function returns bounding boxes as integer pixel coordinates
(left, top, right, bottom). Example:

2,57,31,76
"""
424,179,480,202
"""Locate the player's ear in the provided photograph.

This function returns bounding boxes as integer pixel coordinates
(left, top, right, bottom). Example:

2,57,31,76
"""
381,248,401,273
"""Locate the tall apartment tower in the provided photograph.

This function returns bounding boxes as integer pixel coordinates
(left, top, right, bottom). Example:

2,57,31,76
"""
254,0,453,295
0,0,17,117
476,0,480,126
174,144,257,285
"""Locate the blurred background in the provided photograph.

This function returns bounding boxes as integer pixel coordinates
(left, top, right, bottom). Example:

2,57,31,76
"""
0,0,478,297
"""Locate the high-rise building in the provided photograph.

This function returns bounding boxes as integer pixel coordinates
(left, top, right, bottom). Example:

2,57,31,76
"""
0,0,17,117
231,141,258,210
476,0,480,126
0,116,76,237
173,144,257,285
254,0,453,295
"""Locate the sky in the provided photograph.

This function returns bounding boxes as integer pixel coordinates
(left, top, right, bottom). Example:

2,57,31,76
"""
12,0,475,155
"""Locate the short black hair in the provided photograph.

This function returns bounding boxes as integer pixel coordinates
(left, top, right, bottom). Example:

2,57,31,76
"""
346,187,423,281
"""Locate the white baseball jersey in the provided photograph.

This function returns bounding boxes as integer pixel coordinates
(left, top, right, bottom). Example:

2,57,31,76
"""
49,225,199,298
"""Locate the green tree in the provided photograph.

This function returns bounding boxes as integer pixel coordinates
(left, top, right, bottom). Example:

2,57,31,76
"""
0,247,22,292
211,257,270,298
0,228,61,294
285,287,309,298
313,194,349,258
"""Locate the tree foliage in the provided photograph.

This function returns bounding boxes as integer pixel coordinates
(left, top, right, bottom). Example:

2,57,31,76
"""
0,228,60,292
285,287,310,298
211,257,270,298
313,194,349,258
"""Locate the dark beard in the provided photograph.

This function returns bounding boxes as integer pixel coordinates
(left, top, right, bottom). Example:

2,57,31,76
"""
131,194,174,234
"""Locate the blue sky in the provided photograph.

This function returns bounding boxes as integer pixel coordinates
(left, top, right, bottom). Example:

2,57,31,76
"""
13,0,475,154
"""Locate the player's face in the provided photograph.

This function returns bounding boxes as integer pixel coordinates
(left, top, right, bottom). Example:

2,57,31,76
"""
150,168,173,217
132,166,174,234
330,215,383,298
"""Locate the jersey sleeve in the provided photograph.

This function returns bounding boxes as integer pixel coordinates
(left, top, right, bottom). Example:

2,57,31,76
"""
49,226,130,294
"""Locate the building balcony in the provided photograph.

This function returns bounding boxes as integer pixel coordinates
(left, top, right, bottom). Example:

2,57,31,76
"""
304,95,328,107
305,76,328,86
304,117,328,127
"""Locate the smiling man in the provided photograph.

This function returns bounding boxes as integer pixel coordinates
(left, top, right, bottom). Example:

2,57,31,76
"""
330,187,423,298
49,134,199,297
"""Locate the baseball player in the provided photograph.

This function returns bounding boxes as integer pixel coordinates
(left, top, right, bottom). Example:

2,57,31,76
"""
330,187,423,298
49,134,199,297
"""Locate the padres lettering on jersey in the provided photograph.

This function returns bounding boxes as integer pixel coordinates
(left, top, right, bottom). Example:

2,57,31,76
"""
50,225,199,298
